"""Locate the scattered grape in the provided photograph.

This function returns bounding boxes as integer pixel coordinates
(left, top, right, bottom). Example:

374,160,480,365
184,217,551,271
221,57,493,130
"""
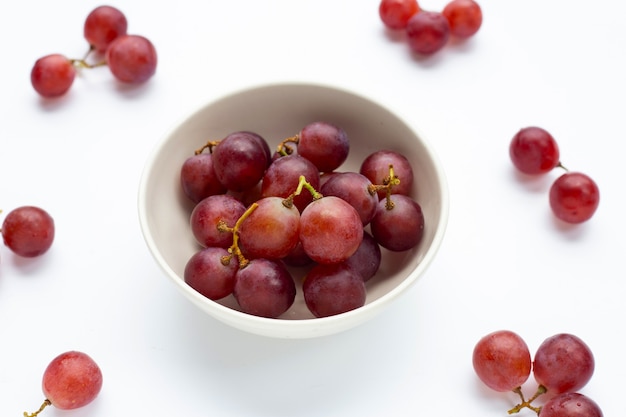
84,5,128,53
472,330,531,392
30,54,76,98
1,206,55,257
25,351,102,416
106,34,158,83
442,0,483,39
509,127,561,175
303,262,366,317
549,172,600,224
540,392,603,417
533,333,594,395
379,0,420,30
233,258,296,318
406,11,451,55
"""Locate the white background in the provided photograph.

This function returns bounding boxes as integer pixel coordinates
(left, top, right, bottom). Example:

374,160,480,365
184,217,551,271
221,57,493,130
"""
1,1,623,416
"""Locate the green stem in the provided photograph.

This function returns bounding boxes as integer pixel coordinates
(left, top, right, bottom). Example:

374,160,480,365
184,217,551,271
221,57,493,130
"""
219,202,259,268
508,385,547,415
24,399,51,417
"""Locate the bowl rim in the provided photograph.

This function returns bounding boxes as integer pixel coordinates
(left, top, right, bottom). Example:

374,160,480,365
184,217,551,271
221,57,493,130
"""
137,81,450,338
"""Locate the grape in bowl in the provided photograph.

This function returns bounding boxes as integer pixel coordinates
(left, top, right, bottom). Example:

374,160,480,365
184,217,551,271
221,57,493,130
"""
138,82,449,339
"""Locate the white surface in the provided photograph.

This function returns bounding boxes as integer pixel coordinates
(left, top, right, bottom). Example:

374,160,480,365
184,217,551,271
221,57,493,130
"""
0,0,622,416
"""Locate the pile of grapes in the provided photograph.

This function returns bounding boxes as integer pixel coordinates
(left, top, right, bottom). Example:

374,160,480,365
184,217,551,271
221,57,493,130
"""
179,121,426,319
473,330,603,416
509,126,600,224
31,5,157,98
379,0,483,56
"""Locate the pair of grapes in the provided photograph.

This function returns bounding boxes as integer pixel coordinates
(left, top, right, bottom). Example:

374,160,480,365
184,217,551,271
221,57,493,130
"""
1,206,55,259
473,330,603,416
24,351,103,417
180,122,425,319
509,126,600,224
379,0,482,55
31,5,157,98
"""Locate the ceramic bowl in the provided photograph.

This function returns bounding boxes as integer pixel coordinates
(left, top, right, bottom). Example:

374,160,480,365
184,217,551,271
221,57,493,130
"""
138,82,449,338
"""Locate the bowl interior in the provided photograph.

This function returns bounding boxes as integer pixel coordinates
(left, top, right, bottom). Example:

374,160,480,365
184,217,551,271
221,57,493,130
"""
139,83,448,338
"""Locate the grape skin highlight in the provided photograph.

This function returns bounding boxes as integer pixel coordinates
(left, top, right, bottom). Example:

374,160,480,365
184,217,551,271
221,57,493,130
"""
30,54,76,98
84,5,128,53
41,351,103,410
533,333,594,395
472,330,531,392
1,206,55,257
106,34,157,83
540,392,603,417
549,172,600,224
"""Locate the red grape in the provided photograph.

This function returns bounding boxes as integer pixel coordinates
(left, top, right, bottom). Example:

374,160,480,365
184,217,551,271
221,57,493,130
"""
370,194,424,252
549,172,600,224
442,0,483,39
360,149,414,199
233,258,296,318
84,5,128,53
533,333,594,395
34,351,102,413
472,330,531,392
184,247,238,300
540,392,603,417
180,153,227,203
379,0,420,30
190,194,246,248
299,196,364,264
320,172,378,226
303,263,366,317
297,121,349,173
212,131,270,192
261,154,320,213
343,231,382,282
106,34,157,83
30,54,76,98
238,197,301,260
406,11,451,55
1,206,54,257
509,127,560,175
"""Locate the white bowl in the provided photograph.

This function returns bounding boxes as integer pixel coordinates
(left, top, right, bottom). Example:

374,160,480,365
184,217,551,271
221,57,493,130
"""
138,82,449,339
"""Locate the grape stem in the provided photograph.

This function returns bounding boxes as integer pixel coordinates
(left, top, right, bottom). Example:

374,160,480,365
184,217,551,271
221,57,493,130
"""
508,385,547,415
24,399,51,417
367,164,401,210
218,202,259,268
276,135,299,157
283,175,323,208
194,140,221,155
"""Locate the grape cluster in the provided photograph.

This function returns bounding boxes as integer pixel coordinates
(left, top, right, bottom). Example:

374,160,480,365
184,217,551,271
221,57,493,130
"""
24,351,103,417
31,5,157,98
0,206,55,259
472,330,603,416
509,127,600,224
378,0,482,56
180,122,426,318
